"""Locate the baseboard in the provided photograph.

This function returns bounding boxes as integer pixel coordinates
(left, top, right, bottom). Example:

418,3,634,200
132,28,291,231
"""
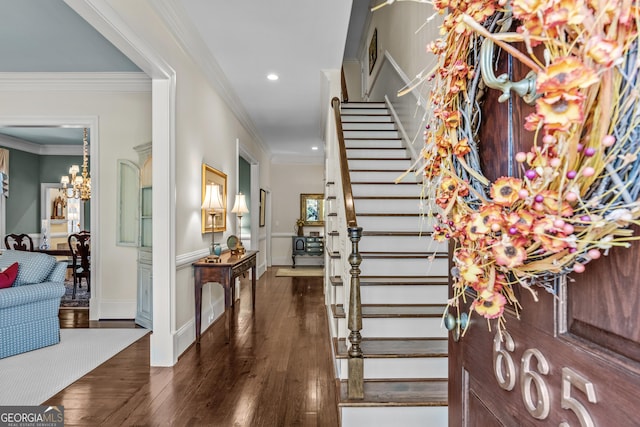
175,294,225,357
97,299,136,319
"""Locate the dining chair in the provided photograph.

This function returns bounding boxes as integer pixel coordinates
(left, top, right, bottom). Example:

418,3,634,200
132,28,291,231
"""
68,232,90,299
4,234,34,251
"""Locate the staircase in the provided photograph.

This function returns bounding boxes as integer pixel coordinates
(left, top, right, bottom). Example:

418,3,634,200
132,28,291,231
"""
325,102,449,426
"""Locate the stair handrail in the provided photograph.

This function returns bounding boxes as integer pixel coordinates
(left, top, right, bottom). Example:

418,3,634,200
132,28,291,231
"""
340,67,349,103
331,97,364,399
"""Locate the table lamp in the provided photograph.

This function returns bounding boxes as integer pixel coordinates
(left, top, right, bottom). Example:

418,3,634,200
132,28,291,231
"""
231,192,249,255
202,183,224,261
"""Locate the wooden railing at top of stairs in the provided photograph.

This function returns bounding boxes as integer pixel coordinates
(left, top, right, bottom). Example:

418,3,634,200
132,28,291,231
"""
331,97,363,399
340,67,349,103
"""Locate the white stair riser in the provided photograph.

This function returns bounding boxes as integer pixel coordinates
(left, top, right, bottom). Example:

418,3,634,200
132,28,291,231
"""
360,234,447,253
338,317,447,338
360,257,448,277
338,357,448,379
363,284,448,305
341,407,447,427
326,306,340,340
341,115,392,123
342,122,396,131
343,102,387,108
343,130,399,139
348,159,411,170
341,108,388,115
352,183,421,196
357,215,436,232
354,197,422,213
347,149,408,159
333,284,448,306
350,170,418,182
346,139,403,149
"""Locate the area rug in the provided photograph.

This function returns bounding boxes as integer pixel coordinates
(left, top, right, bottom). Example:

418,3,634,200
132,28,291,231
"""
0,328,149,405
60,278,90,308
276,267,324,277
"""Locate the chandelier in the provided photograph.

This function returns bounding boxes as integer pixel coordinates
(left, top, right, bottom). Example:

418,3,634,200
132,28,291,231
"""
61,128,91,201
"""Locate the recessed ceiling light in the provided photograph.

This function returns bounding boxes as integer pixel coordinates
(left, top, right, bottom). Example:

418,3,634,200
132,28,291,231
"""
267,73,279,81
311,146,319,150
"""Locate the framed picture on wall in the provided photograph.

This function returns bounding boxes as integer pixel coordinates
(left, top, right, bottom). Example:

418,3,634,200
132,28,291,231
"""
368,28,377,75
201,163,227,233
259,188,266,227
300,193,324,226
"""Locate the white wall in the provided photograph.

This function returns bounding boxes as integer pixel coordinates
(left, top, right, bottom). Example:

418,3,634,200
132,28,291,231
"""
104,0,272,358
0,86,151,319
364,3,442,159
365,2,439,98
343,59,363,102
271,162,325,266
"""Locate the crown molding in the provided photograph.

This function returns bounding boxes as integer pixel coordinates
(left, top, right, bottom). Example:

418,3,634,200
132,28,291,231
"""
151,0,271,158
0,72,151,92
0,133,84,156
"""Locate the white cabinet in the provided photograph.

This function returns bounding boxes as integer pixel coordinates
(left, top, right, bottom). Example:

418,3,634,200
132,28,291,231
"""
134,143,152,329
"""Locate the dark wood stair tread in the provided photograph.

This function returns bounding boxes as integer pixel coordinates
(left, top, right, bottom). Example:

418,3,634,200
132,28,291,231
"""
338,379,448,407
351,181,417,185
330,276,448,286
348,157,409,160
332,304,446,318
361,230,434,236
334,337,447,358
356,213,424,217
353,195,421,199
360,252,449,259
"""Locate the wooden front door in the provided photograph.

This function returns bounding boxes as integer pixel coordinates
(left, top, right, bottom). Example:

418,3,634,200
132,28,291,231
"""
448,43,640,427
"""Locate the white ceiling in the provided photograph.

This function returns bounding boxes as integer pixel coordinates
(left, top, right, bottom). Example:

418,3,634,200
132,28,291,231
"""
0,0,371,160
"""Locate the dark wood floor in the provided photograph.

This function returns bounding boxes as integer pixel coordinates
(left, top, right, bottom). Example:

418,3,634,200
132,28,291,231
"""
47,268,340,427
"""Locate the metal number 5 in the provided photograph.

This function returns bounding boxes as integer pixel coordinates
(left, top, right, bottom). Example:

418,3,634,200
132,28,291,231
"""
559,367,597,427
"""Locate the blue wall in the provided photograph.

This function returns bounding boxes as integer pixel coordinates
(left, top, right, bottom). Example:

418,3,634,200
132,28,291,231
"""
3,146,88,233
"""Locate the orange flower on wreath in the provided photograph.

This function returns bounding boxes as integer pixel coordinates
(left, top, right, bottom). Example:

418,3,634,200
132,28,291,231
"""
456,250,485,283
492,236,528,268
454,137,471,157
532,216,570,253
586,36,623,68
505,210,536,237
472,289,507,319
535,190,574,217
534,57,598,131
465,212,490,241
491,177,523,207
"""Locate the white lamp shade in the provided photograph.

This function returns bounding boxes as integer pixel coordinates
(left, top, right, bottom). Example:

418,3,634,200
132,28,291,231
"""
231,193,249,214
202,184,224,210
69,165,80,175
60,176,70,185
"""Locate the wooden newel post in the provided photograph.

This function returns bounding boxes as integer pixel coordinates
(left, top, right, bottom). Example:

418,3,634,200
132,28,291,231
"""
347,226,364,399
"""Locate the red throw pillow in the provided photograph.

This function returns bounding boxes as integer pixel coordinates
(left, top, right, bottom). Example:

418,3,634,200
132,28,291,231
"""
0,262,19,289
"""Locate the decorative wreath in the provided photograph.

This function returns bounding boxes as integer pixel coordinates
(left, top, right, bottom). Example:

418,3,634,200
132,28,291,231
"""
417,0,640,334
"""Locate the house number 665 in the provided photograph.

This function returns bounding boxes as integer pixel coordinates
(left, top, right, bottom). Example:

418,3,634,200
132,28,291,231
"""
493,331,598,426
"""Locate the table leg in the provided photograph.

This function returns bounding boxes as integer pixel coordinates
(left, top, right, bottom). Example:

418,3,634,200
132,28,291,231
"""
252,265,256,311
195,280,202,344
224,276,232,343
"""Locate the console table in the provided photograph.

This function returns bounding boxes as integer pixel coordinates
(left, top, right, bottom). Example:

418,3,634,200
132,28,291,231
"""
193,250,257,343
291,236,324,268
